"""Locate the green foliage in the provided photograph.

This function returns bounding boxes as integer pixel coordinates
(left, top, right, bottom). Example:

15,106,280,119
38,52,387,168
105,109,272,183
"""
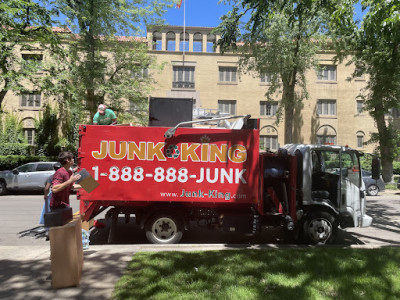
216,0,356,143
0,112,25,144
35,104,60,156
0,0,62,108
41,0,175,124
0,155,56,171
0,143,33,156
393,161,400,175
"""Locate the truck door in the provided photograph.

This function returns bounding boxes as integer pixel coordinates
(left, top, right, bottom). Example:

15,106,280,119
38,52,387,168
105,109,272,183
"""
340,151,362,226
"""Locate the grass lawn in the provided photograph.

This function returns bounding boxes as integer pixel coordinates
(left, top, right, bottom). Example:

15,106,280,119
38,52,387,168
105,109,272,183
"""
112,247,400,300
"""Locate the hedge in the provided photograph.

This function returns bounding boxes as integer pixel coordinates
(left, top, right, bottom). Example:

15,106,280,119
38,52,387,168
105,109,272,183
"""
0,143,34,156
0,155,57,171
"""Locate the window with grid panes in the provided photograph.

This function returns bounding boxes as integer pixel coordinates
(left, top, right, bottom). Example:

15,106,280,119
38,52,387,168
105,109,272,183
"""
22,54,43,71
219,67,237,82
260,101,278,116
317,65,337,81
260,135,278,150
21,93,41,108
356,100,364,114
173,66,195,88
357,135,364,148
218,100,236,115
24,129,35,145
317,99,336,116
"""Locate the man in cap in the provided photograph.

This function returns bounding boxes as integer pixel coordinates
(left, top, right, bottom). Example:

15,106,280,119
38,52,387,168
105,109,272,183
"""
93,104,117,125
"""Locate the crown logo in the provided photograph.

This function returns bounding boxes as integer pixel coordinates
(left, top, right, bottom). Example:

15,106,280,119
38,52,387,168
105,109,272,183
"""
200,135,210,143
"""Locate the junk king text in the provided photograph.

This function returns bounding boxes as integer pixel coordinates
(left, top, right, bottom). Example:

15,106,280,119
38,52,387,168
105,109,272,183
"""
91,141,247,163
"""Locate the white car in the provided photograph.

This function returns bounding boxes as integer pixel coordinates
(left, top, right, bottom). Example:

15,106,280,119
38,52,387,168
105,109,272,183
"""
0,162,57,195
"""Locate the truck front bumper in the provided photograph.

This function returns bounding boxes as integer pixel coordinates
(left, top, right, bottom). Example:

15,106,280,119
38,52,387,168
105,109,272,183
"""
361,214,373,227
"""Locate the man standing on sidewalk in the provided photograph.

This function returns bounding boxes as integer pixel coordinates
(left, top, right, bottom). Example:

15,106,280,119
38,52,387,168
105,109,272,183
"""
50,151,81,211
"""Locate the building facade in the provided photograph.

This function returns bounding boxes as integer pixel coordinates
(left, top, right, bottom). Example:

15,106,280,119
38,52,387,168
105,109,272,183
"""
2,25,381,153
147,25,378,153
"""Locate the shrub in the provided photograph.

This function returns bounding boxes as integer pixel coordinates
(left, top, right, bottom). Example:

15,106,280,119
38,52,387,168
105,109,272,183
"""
0,143,34,156
393,161,400,175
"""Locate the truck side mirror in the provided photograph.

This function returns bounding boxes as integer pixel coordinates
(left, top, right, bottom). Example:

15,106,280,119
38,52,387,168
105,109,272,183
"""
371,157,380,180
12,169,19,175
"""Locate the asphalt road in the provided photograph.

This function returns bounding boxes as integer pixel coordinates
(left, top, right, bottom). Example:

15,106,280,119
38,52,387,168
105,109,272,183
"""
1,191,399,247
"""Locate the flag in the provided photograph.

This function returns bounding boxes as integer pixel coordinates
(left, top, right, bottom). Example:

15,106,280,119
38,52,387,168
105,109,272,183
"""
177,0,182,8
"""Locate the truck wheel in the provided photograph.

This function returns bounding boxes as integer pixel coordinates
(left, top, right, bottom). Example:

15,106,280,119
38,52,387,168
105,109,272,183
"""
145,213,183,244
303,211,337,244
366,184,379,196
0,181,6,195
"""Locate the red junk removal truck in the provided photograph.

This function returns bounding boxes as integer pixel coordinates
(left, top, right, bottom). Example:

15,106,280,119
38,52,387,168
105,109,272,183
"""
77,122,377,244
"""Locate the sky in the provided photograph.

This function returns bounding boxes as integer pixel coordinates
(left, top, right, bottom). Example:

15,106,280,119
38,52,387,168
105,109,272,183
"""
161,0,233,28
160,0,366,33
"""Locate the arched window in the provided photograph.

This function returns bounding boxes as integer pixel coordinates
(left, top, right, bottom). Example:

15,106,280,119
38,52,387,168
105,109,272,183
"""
193,32,203,52
206,33,216,53
152,31,162,50
316,125,337,145
22,117,36,145
180,32,189,51
260,126,278,151
166,31,176,51
356,131,365,148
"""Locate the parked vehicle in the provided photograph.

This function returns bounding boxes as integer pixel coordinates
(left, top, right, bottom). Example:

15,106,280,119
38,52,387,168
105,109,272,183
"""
0,162,57,195
362,170,385,196
77,117,379,245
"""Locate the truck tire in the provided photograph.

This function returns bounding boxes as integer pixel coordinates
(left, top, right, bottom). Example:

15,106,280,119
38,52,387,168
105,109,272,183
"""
366,184,379,196
145,213,183,244
0,181,6,195
302,211,338,244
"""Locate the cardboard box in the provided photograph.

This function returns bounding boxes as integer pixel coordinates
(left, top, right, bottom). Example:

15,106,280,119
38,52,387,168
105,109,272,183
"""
49,215,83,289
76,169,99,193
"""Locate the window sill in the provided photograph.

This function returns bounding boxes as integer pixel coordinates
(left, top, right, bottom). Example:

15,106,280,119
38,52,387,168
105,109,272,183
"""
171,87,196,91
19,107,42,111
317,115,337,119
218,82,238,85
316,80,337,84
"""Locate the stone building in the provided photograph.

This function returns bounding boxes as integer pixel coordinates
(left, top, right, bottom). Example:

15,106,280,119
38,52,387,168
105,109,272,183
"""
1,25,383,153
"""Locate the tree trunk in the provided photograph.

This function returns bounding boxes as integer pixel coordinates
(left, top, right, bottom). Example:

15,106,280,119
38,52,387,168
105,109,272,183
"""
374,108,394,183
282,83,296,144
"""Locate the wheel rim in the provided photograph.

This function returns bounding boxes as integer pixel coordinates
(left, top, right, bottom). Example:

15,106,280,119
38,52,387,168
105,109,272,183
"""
307,218,332,243
367,185,378,196
151,217,178,243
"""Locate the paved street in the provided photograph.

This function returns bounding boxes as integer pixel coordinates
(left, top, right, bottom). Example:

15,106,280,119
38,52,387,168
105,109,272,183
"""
0,191,399,247
0,191,399,300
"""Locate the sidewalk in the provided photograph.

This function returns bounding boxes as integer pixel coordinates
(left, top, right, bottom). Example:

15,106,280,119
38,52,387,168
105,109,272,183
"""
0,244,262,300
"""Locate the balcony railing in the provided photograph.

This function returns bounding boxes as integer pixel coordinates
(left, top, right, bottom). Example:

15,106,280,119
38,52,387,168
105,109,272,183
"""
172,81,195,89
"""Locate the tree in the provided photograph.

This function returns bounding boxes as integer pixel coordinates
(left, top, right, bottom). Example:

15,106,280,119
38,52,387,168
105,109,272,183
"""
336,0,400,182
47,0,175,122
216,0,356,143
0,0,61,110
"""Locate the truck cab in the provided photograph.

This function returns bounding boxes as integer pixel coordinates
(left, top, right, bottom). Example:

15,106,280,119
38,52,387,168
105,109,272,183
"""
282,144,373,243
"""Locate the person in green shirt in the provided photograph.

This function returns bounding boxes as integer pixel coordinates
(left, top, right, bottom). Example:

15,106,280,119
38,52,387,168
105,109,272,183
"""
93,104,117,125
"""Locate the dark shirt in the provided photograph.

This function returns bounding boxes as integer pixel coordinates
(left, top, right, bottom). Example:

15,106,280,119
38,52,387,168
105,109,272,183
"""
50,168,73,209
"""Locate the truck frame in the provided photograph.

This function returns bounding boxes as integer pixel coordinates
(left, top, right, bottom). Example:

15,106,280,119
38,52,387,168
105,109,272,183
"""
77,118,376,244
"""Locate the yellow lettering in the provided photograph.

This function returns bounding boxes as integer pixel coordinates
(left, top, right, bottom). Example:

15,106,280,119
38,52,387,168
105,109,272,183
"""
181,143,200,162
201,143,209,162
228,145,247,163
92,141,108,159
109,141,127,160
209,144,228,163
148,142,166,161
128,142,146,160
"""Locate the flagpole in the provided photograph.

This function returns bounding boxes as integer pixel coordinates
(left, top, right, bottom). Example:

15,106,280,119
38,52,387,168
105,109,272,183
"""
183,0,186,67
